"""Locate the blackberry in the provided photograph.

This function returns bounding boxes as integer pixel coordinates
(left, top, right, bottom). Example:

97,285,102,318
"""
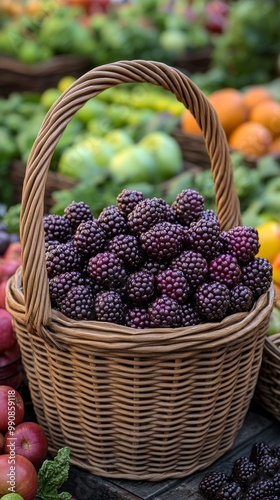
45,240,60,253
241,258,272,299
198,471,229,499
257,454,280,478
87,251,127,289
172,189,204,226
127,197,176,235
59,284,94,321
216,481,243,499
49,271,91,305
272,447,280,460
196,282,230,321
46,241,83,278
64,201,93,231
229,284,254,313
188,218,222,260
43,214,72,243
140,222,184,261
148,295,182,328
141,258,169,275
209,254,241,287
227,226,260,264
171,250,208,289
250,442,272,466
125,307,149,329
98,205,128,238
108,234,144,270
181,302,202,326
245,478,275,500
74,219,107,257
94,291,126,324
125,271,155,305
231,457,258,488
273,472,280,494
117,189,144,216
200,209,219,224
220,231,230,253
156,268,190,304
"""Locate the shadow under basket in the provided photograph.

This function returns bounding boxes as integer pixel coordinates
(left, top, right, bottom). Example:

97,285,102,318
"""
6,60,276,481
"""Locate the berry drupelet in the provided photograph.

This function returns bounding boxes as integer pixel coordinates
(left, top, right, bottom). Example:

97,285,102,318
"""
63,201,93,232
117,189,144,216
73,219,107,257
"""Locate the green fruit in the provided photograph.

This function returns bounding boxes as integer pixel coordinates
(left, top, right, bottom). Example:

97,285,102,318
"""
40,88,61,110
158,29,188,55
76,99,107,125
108,145,157,185
139,131,183,181
0,494,24,500
104,130,134,152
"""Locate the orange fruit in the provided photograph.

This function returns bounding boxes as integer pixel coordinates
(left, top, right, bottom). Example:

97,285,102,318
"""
242,86,274,111
181,110,203,136
229,121,272,158
250,100,280,138
208,88,248,137
268,136,280,154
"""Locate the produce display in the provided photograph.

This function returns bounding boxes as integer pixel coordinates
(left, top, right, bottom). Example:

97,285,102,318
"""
0,385,74,499
42,188,273,327
198,440,280,499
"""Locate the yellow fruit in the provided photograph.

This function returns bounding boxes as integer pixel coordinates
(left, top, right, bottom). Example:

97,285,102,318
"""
208,88,248,137
229,121,272,158
257,221,280,263
57,75,76,93
272,252,280,285
242,86,274,111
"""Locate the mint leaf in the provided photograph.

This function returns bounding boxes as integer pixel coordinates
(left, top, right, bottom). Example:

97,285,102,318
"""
36,447,72,500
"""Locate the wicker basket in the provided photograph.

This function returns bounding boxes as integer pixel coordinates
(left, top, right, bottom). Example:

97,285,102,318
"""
0,54,91,97
6,60,275,481
10,160,76,214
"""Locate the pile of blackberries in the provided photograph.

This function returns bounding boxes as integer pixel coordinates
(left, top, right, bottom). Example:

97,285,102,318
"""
43,188,272,328
199,441,280,499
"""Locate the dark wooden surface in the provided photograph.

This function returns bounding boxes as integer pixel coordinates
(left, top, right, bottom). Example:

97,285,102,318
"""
23,385,280,500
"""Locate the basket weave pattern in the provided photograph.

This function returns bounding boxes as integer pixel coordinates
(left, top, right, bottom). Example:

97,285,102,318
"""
255,332,280,422
6,60,275,481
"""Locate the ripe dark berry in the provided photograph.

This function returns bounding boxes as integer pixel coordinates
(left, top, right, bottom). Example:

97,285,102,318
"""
127,197,176,235
43,214,72,243
171,250,208,289
98,205,128,238
196,282,230,321
64,201,93,231
140,258,169,275
188,218,222,260
59,285,94,320
227,226,260,264
140,222,184,261
108,234,144,270
74,219,107,257
125,307,149,329
257,454,280,478
172,189,204,226
229,284,254,313
200,209,219,224
87,251,127,289
46,241,83,278
125,271,155,305
181,302,202,326
198,471,229,499
250,442,272,465
209,254,241,287
148,295,182,328
216,481,243,499
117,189,144,216
156,268,189,304
246,478,275,500
241,258,272,299
49,271,91,305
231,457,258,488
94,291,126,324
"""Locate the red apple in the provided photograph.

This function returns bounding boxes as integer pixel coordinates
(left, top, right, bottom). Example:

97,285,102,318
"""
0,279,7,308
0,259,21,283
0,454,38,500
205,0,229,34
4,422,49,471
3,242,21,261
0,386,25,433
0,309,17,353
0,432,4,453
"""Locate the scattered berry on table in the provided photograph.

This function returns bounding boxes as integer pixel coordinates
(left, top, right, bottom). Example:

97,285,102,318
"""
216,481,243,499
198,471,229,499
231,457,258,488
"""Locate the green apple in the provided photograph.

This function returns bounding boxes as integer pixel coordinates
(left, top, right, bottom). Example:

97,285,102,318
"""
108,145,157,185
0,494,24,500
40,88,61,110
139,132,183,181
76,99,108,125
104,130,134,152
80,137,115,167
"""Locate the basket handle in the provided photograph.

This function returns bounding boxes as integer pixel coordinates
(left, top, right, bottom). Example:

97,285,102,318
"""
20,60,241,331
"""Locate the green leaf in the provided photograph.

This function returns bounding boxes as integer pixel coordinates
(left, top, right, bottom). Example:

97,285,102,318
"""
36,447,72,500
